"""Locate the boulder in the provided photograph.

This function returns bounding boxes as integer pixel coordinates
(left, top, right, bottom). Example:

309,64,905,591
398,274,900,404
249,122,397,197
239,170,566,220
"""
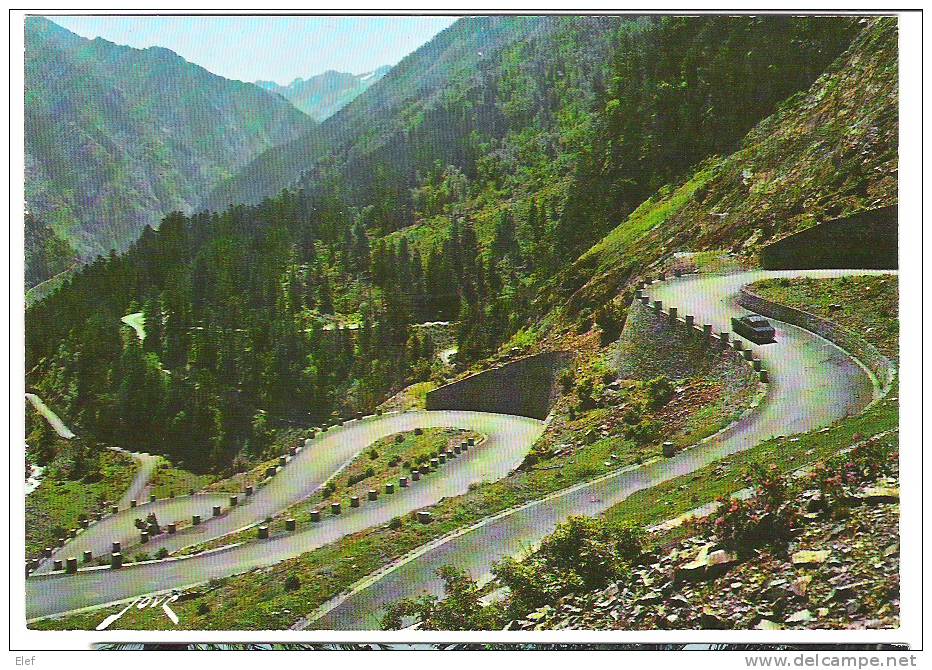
791,549,831,565
859,486,899,504
787,609,814,623
790,575,813,597
676,545,737,582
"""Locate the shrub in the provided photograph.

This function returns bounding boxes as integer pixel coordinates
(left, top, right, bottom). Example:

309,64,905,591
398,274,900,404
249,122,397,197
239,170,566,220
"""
622,406,642,425
699,463,797,554
612,523,644,564
809,434,898,507
196,602,210,616
369,449,379,460
382,566,503,630
388,517,403,530
494,517,642,617
623,419,661,445
283,574,301,592
346,467,376,487
576,377,596,410
155,548,169,559
646,375,674,408
558,368,575,393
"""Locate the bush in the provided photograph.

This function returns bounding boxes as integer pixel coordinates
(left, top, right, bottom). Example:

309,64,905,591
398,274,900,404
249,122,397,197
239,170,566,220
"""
156,548,169,559
382,566,503,630
196,602,210,616
388,517,403,530
369,449,379,460
283,574,301,592
622,406,642,425
809,434,898,508
576,377,596,410
699,463,797,554
623,419,661,445
646,375,674,408
493,516,642,617
347,467,376,487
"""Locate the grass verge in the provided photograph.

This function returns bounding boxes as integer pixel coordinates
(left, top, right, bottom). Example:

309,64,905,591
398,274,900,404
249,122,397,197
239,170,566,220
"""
26,450,137,559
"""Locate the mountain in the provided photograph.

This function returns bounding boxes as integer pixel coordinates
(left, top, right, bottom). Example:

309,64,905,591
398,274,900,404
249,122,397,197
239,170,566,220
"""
559,16,895,316
257,66,391,121
24,212,76,290
24,17,317,287
201,15,589,213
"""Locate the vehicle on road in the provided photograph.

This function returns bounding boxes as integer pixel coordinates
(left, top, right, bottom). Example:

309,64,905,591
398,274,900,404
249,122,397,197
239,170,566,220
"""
731,315,776,344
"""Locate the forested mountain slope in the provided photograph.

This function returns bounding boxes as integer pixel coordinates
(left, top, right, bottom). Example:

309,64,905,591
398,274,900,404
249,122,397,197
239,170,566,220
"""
202,15,614,213
257,66,391,121
557,16,897,318
26,16,872,480
25,17,316,286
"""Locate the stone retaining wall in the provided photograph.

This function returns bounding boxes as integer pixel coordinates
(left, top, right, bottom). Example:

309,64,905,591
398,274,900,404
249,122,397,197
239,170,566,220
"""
739,287,895,395
425,351,572,420
617,284,766,392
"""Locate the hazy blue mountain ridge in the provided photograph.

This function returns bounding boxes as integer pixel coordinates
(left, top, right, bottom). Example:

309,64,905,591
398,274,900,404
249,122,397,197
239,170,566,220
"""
257,66,391,121
25,16,317,286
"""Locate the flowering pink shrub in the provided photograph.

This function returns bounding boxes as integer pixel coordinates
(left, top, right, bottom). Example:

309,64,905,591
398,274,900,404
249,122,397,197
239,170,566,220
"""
809,434,898,507
697,463,797,554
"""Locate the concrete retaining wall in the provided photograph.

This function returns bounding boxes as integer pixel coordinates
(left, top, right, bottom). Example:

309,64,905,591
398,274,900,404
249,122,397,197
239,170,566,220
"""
760,206,897,270
425,351,572,420
739,287,895,394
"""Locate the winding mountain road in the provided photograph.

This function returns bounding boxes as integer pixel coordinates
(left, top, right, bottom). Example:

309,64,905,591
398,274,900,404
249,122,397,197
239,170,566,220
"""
26,269,892,627
308,269,889,629
26,411,544,619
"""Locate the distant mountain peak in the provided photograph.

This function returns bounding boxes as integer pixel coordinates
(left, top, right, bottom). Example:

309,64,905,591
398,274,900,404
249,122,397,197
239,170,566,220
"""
255,66,391,121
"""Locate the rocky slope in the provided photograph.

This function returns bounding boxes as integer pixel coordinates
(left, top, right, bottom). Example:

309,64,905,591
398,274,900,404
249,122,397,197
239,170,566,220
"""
512,473,899,631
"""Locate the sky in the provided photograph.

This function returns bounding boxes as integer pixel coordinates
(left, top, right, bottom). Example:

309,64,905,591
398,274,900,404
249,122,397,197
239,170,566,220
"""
46,15,458,84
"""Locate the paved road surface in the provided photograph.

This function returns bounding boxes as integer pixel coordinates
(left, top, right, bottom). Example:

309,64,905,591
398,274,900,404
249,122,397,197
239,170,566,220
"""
25,394,75,440
114,450,162,509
